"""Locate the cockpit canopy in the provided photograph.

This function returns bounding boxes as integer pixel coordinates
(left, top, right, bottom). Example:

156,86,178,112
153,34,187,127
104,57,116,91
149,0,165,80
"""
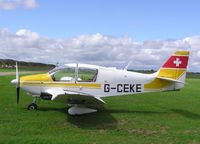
49,64,98,82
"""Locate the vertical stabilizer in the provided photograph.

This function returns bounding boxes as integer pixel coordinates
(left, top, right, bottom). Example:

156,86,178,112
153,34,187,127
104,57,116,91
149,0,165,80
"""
157,51,189,89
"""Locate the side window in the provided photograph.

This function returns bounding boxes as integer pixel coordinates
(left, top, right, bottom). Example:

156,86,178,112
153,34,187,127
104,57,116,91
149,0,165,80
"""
78,68,98,82
52,68,75,82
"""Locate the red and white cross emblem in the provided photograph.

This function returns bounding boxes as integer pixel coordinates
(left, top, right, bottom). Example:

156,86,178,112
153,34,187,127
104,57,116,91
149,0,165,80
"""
173,58,182,67
162,56,189,69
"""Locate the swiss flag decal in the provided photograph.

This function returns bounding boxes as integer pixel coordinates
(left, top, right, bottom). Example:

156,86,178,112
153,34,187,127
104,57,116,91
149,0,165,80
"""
162,56,189,69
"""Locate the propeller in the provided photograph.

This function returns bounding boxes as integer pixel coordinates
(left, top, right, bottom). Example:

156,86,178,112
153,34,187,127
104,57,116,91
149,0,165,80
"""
16,86,20,104
16,62,20,104
11,62,20,104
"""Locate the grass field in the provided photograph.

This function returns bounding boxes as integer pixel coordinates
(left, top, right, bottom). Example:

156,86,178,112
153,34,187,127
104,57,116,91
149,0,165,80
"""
1,74,200,144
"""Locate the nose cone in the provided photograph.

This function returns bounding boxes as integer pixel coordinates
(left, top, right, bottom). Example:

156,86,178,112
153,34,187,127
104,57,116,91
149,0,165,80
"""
11,79,18,84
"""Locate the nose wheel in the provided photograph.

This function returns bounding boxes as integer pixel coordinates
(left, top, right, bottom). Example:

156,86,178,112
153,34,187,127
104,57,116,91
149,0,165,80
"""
27,97,38,110
27,103,38,110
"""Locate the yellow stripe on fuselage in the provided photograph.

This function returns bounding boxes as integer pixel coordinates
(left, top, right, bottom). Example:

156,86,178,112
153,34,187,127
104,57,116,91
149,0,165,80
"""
20,73,53,82
21,81,101,89
20,73,101,89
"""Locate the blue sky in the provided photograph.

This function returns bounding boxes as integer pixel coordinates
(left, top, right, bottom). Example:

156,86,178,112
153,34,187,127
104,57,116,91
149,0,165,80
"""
0,0,200,71
1,0,200,41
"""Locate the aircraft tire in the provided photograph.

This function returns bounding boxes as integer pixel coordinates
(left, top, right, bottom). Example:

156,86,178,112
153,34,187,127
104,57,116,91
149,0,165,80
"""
27,103,38,110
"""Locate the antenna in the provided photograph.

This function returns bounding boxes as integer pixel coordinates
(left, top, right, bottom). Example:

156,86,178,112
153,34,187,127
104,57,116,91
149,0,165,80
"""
124,61,131,71
56,62,59,67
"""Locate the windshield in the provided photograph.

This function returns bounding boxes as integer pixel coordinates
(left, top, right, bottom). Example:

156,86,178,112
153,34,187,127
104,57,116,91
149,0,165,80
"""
50,67,75,82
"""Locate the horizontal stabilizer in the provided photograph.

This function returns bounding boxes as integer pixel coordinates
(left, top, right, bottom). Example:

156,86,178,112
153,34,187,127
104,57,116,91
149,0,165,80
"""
157,76,185,84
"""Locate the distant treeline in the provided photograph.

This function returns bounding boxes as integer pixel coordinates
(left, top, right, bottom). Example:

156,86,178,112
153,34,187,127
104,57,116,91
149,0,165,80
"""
128,69,200,79
186,72,200,79
0,59,55,71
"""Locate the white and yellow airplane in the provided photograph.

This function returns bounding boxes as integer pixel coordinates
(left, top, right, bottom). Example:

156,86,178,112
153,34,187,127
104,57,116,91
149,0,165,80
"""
11,51,189,115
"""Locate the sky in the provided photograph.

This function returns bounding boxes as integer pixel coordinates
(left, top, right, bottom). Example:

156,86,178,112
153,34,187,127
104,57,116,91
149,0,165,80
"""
0,0,200,71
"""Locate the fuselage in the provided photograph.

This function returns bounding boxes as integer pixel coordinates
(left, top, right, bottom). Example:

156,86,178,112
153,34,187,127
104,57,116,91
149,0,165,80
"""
18,63,171,99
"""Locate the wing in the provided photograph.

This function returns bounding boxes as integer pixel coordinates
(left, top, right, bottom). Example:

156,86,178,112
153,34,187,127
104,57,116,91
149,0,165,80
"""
44,88,105,105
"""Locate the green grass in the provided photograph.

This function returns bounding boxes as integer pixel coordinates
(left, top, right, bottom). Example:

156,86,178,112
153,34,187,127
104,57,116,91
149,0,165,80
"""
0,68,16,72
0,75,200,144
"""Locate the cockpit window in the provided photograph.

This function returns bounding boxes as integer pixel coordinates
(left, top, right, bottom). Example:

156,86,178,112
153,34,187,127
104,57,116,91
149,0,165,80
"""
78,68,98,82
50,66,98,82
51,67,75,82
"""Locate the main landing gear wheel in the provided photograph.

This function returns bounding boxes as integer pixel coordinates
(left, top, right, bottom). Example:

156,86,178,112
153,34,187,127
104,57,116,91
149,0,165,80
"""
27,103,38,110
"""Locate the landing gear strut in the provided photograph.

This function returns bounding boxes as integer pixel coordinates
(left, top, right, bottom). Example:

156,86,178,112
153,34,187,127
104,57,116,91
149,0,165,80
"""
27,97,38,110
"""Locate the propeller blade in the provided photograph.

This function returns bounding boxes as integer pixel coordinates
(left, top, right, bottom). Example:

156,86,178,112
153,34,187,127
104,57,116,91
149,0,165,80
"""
17,87,20,104
15,62,20,104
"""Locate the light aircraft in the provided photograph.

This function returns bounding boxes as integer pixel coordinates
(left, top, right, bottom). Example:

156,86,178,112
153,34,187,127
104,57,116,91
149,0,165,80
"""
11,51,189,115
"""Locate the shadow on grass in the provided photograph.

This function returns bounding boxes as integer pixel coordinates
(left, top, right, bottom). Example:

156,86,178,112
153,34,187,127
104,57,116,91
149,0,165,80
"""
38,106,167,130
171,109,200,120
67,107,118,129
37,107,67,113
106,108,167,114
37,106,117,129
67,108,168,129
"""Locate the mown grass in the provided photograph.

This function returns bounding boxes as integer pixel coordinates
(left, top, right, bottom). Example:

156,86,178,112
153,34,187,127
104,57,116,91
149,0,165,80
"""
0,75,200,144
0,68,16,72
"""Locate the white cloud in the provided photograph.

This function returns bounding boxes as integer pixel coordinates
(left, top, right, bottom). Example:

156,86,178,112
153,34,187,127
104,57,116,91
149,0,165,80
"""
0,0,38,10
0,28,199,72
20,0,37,9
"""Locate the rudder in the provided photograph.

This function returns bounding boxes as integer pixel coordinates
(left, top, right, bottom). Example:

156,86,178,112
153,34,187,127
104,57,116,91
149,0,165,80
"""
157,51,189,89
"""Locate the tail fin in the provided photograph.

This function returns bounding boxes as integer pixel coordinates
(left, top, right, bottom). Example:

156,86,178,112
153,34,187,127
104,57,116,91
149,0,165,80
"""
157,51,189,89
